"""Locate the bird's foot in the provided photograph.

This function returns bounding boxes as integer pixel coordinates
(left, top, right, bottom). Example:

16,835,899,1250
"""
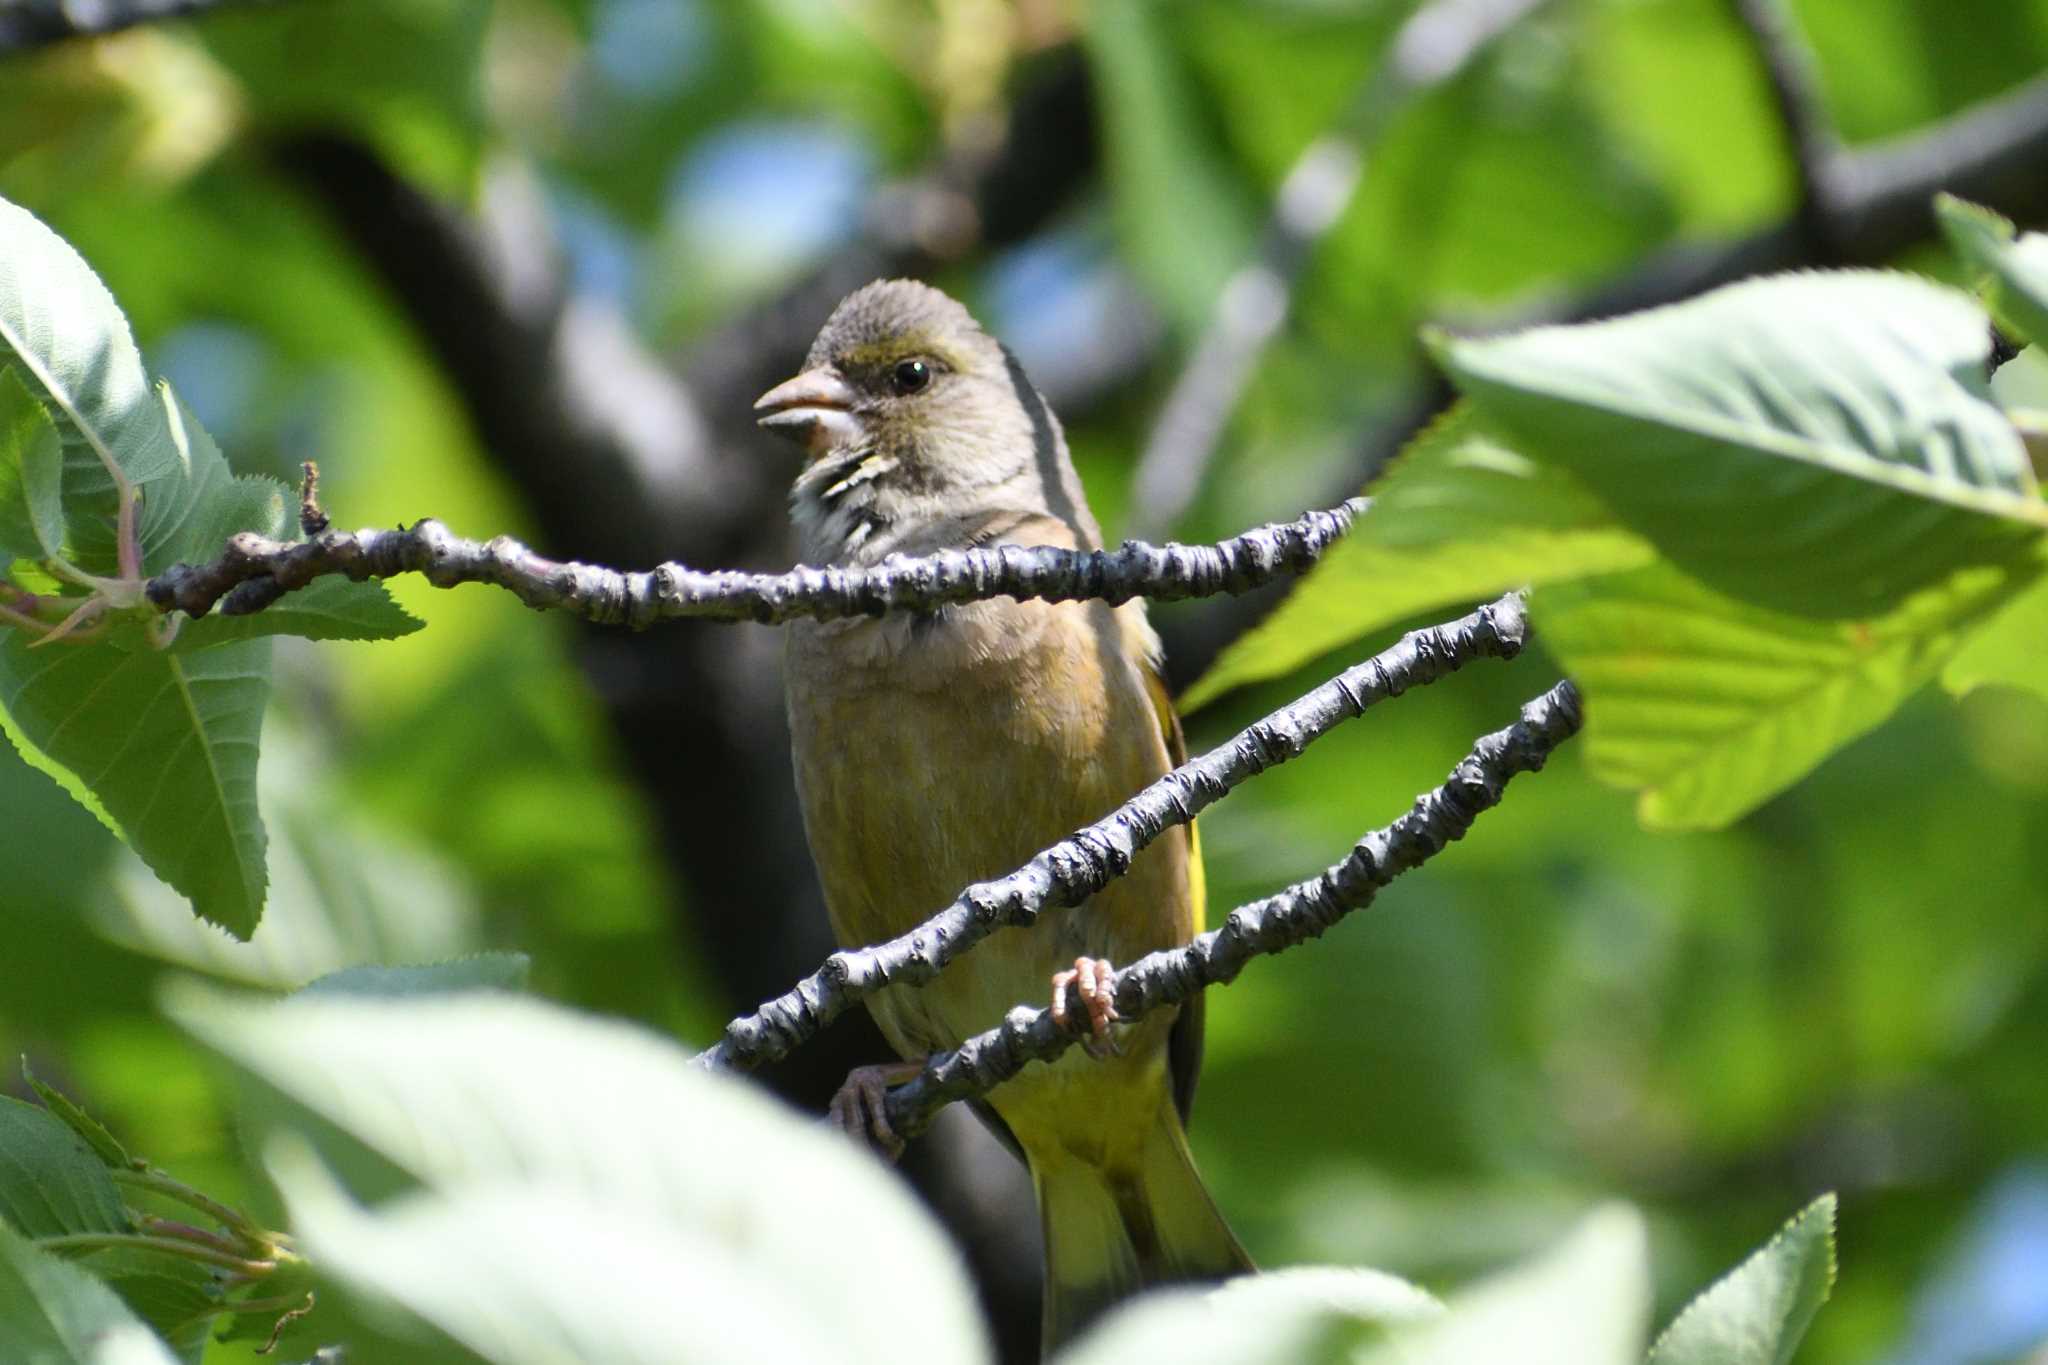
826,1059,924,1162
1051,956,1121,1059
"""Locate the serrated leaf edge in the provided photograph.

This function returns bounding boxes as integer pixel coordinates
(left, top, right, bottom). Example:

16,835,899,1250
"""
1644,1193,1837,1365
20,1060,132,1170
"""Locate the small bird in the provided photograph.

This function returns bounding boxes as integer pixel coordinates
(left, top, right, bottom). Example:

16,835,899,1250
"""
759,279,1251,1349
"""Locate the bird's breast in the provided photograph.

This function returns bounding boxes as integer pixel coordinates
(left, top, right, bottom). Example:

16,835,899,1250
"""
784,595,1191,1058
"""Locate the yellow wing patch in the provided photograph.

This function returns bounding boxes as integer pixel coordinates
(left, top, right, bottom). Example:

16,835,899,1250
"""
1140,659,1206,936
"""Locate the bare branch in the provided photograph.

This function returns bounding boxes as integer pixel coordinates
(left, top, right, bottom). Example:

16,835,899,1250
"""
698,594,1528,1074
1126,0,1550,539
145,499,1370,628
0,0,270,54
880,678,1584,1139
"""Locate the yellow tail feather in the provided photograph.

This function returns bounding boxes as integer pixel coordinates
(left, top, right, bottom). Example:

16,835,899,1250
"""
1033,1095,1252,1351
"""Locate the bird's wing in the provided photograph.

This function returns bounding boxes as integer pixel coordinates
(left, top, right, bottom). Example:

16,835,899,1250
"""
1135,652,1203,935
1130,617,1208,1126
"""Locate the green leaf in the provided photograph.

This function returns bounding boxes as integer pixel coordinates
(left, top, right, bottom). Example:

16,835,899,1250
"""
1534,560,2037,829
0,194,180,571
0,1223,178,1365
166,987,993,1365
1059,1268,1441,1365
173,577,423,650
1936,194,2048,348
1182,407,1652,709
0,370,64,561
1647,1194,1835,1365
98,719,482,990
0,631,271,937
1358,1206,1651,1365
296,953,529,999
0,1097,129,1239
133,388,284,576
1942,565,2048,702
21,1063,131,1171
275,1155,859,1365
0,378,285,936
70,1250,218,1365
1085,0,1254,330
1437,271,2047,619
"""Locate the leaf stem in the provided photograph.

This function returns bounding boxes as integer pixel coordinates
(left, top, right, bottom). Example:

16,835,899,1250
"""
137,1216,248,1257
116,485,140,582
111,1166,275,1253
25,594,107,646
36,1231,277,1277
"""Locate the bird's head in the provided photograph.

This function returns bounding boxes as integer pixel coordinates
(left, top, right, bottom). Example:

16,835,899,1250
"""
758,279,1064,560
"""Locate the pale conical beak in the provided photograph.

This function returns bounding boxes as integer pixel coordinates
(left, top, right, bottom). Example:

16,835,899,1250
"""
755,368,861,458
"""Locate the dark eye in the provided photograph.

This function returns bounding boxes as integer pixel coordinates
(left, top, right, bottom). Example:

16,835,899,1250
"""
891,358,932,395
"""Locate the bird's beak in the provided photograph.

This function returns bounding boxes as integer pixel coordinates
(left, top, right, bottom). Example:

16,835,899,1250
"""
755,368,861,459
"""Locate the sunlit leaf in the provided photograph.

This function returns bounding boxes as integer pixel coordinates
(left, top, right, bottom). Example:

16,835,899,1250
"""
1647,1194,1836,1365
276,1155,853,1365
1533,560,2037,829
297,953,530,999
0,194,180,571
1356,1206,1651,1365
0,1098,128,1239
1059,1267,1440,1365
1437,272,2046,619
167,987,992,1365
1183,406,1651,709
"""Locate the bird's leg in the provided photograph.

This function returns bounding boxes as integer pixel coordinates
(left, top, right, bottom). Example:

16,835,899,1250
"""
1051,956,1121,1059
826,1059,925,1161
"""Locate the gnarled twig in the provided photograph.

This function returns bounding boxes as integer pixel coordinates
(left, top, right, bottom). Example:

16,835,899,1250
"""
698,594,1527,1073
881,678,1583,1139
146,499,1370,629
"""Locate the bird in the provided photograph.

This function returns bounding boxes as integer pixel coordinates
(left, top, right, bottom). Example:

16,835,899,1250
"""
758,278,1251,1350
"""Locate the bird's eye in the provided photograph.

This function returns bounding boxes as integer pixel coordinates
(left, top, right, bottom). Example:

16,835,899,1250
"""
891,358,932,395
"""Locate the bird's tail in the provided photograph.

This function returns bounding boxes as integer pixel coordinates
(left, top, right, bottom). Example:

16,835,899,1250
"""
1032,1095,1252,1351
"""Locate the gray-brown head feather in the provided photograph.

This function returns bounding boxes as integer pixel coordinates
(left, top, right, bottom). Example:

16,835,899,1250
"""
784,279,1100,565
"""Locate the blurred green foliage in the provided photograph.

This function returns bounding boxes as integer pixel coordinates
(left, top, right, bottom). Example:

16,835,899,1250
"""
3,0,2047,1360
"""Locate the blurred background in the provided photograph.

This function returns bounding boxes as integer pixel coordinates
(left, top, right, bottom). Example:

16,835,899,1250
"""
3,0,2047,1361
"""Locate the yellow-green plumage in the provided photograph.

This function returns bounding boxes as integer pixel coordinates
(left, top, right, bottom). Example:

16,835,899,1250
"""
766,280,1249,1351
